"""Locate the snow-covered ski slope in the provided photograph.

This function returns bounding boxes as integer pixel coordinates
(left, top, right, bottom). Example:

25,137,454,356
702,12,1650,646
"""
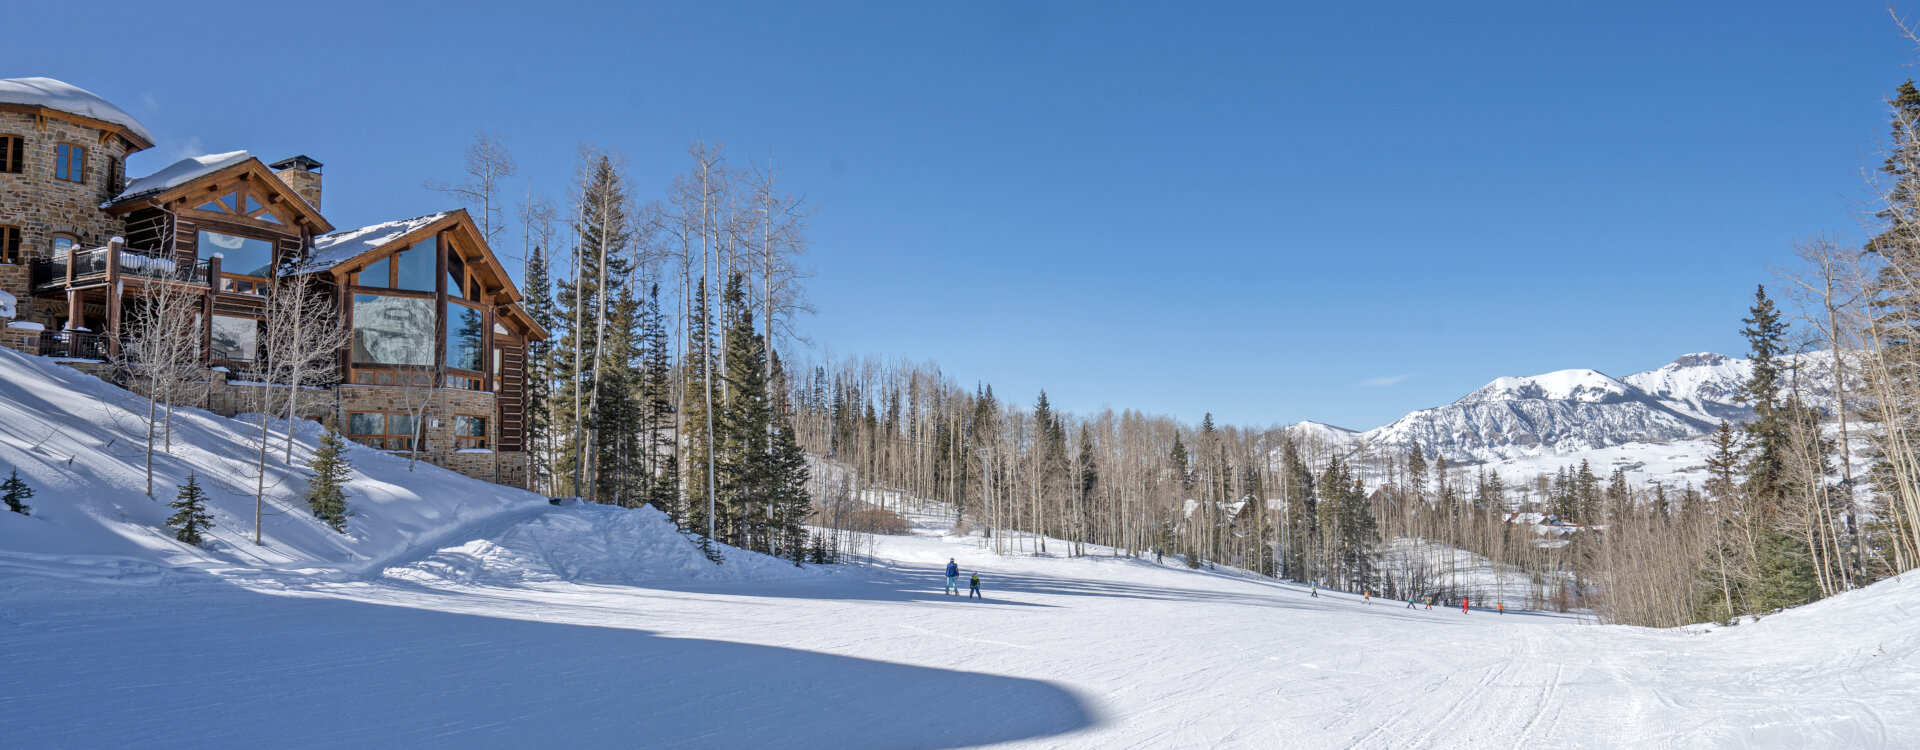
0,346,547,580
1,349,1916,748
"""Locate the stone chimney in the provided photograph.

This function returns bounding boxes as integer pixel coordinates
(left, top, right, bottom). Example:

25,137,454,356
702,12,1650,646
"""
269,155,324,213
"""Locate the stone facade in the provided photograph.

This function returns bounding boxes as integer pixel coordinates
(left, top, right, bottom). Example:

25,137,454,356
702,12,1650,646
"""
335,384,523,488
0,111,134,256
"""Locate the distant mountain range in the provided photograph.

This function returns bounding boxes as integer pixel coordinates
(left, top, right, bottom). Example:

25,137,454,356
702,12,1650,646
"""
1287,352,1839,466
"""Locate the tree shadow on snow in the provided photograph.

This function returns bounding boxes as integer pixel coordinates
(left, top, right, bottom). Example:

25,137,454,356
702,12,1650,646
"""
2,585,1098,750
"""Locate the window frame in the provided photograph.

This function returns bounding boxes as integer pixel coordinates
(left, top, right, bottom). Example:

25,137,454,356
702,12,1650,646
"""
54,142,86,184
453,415,488,450
0,135,22,174
51,233,79,257
345,411,423,452
0,225,20,265
195,225,283,293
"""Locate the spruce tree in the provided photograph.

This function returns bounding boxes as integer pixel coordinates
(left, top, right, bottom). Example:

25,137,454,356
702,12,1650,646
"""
521,241,556,492
306,420,354,534
168,473,214,546
640,284,679,519
2,469,33,516
551,155,633,497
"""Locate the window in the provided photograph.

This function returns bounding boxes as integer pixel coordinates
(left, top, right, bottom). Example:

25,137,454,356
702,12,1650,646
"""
358,256,390,288
1,226,19,264
346,412,421,451
198,229,277,282
52,235,77,257
351,294,435,365
108,156,123,193
0,136,22,174
454,416,488,450
445,302,483,371
445,374,481,390
395,237,437,291
55,143,85,183
210,316,259,362
446,253,466,298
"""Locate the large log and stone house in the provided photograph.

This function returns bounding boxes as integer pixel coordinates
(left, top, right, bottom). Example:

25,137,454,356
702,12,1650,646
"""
0,77,545,489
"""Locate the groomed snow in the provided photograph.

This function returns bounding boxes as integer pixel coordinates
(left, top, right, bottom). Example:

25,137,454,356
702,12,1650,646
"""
0,349,1915,748
0,77,154,144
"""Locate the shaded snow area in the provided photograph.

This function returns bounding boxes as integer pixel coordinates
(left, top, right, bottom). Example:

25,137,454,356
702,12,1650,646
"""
2,350,1918,748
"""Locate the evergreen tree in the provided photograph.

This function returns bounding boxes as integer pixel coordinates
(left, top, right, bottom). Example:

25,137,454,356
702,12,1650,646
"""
717,274,776,550
168,473,214,546
2,469,32,516
306,420,354,534
521,241,556,492
551,155,633,497
640,284,679,519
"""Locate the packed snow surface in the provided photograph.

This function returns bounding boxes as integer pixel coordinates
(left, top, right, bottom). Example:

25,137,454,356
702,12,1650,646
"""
111,151,252,206
0,77,154,143
2,348,1914,748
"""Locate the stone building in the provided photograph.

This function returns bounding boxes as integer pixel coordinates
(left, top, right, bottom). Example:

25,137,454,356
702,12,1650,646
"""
0,77,545,489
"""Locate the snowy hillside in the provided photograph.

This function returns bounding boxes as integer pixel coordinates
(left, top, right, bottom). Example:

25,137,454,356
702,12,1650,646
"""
5,499,1915,747
0,347,552,579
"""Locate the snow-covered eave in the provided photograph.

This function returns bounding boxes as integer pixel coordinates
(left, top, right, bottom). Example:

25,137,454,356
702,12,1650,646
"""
104,151,254,209
0,77,155,149
295,212,451,276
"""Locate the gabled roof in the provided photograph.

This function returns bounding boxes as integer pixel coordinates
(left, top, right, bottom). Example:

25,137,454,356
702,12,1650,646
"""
112,151,252,205
0,77,154,149
300,209,548,341
102,153,332,234
298,212,449,274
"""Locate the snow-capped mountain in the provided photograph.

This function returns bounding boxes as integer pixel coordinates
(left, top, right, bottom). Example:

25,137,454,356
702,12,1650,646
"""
1316,352,1844,466
1364,367,1712,464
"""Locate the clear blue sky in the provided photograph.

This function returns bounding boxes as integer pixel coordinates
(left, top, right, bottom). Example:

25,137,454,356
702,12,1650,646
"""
17,2,1912,429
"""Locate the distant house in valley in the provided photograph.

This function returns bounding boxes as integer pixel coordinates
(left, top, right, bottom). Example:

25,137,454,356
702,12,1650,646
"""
0,77,545,488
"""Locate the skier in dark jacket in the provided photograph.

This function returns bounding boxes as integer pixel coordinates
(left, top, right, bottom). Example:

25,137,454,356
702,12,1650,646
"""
968,572,982,599
945,559,960,595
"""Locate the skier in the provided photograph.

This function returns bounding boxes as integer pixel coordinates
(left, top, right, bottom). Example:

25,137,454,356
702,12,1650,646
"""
1424,597,1433,610
1461,596,1470,614
1363,591,1371,605
968,571,982,599
1310,582,1319,598
1406,596,1416,609
1498,601,1504,616
945,558,960,595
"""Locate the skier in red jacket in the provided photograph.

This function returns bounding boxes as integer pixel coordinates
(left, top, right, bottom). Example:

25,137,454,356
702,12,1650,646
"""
1461,595,1470,614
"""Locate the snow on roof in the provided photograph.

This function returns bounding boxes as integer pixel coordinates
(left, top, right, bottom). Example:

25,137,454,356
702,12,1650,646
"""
110,151,251,206
297,213,448,274
0,77,154,144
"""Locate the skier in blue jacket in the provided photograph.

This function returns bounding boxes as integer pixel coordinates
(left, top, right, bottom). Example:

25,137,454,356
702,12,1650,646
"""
945,559,960,595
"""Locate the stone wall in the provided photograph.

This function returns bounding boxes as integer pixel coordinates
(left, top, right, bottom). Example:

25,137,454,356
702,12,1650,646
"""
334,384,528,489
0,111,134,259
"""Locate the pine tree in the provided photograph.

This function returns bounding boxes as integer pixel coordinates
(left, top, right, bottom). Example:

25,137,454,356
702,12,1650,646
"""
717,273,776,550
521,241,556,493
168,473,214,546
640,284,679,519
306,420,354,534
2,469,32,516
551,155,633,497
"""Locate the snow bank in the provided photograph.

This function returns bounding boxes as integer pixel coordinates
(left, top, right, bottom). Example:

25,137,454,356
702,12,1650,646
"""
0,346,547,581
385,503,815,586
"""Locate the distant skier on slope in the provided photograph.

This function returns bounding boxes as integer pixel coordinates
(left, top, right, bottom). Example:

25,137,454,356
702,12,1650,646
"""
1498,602,1504,616
1406,596,1416,609
968,571,982,599
1363,591,1371,605
1461,596,1470,614
1310,582,1318,598
945,559,960,595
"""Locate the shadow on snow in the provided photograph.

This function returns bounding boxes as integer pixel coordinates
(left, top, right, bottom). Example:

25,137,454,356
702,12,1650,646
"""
0,583,1098,750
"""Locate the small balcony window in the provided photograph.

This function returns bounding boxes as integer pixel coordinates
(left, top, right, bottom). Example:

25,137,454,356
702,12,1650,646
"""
55,143,85,183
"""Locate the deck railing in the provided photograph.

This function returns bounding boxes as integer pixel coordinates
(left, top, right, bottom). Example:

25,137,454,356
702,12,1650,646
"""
37,330,109,361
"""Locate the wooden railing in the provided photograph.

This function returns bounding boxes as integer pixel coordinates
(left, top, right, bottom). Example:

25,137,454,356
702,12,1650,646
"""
29,246,210,291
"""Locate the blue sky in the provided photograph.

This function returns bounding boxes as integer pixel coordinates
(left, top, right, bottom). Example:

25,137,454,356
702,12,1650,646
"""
18,2,1912,429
